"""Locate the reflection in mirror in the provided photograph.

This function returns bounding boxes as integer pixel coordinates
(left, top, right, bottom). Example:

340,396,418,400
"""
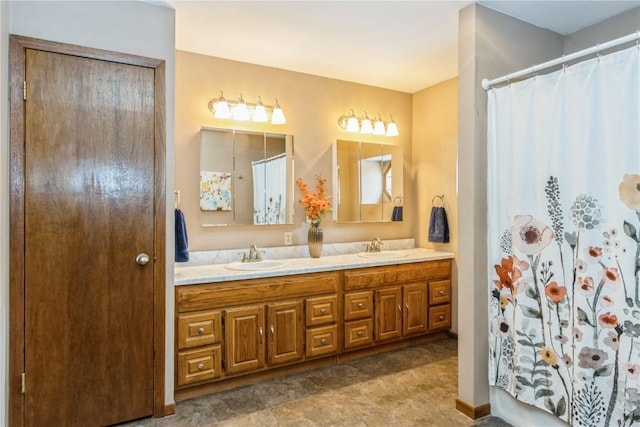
332,140,403,223
200,127,294,226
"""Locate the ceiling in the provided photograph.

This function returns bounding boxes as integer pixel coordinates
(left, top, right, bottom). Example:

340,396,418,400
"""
163,1,640,93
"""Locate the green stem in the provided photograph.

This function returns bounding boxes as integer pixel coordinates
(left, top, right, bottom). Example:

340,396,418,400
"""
604,331,622,426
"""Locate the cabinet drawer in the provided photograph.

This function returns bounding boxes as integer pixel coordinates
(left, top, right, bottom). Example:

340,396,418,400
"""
428,304,451,330
344,260,451,290
306,324,338,358
177,310,222,350
306,295,337,326
344,319,374,349
177,345,222,386
429,280,451,305
344,291,373,320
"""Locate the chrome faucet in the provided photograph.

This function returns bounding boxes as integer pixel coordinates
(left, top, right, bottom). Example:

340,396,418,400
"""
239,244,265,262
364,237,384,253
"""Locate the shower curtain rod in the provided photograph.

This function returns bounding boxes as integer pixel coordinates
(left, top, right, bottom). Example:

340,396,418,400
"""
482,30,640,90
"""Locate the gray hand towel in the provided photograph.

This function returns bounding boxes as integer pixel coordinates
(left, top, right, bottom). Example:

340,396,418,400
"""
428,206,449,243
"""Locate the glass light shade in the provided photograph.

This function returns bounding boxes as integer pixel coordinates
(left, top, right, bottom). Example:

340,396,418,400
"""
373,118,386,135
233,99,250,121
386,120,399,137
253,102,268,122
271,101,286,125
346,113,359,132
360,117,373,134
214,99,231,118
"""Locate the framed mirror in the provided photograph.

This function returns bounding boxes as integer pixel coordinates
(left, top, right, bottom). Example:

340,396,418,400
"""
332,139,403,223
200,127,294,226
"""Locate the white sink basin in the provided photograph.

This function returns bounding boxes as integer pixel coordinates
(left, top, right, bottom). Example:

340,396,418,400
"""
225,260,288,271
358,251,409,259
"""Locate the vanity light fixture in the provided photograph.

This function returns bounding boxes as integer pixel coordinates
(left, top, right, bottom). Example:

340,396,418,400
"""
208,91,286,125
338,110,399,137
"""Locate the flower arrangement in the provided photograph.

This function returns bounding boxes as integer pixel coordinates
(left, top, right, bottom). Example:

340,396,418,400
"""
295,176,331,225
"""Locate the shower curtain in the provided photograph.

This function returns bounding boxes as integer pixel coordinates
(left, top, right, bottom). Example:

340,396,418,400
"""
252,153,287,224
488,46,640,426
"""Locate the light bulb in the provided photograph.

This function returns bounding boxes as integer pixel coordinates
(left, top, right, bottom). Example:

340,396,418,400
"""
271,99,286,124
253,97,268,122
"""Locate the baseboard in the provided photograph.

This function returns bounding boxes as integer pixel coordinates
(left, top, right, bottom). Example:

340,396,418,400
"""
447,330,458,340
455,397,490,419
161,402,176,416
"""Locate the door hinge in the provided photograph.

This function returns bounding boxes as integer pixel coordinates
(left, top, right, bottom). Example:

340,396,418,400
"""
21,373,26,394
23,81,26,101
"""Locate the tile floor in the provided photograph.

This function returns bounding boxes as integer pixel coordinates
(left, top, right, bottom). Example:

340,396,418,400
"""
121,338,511,427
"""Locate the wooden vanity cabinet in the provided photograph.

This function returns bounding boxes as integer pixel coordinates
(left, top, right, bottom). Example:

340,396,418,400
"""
175,259,451,399
175,271,340,396
343,259,450,350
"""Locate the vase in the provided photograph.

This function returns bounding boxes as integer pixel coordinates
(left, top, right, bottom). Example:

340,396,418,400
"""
307,221,324,258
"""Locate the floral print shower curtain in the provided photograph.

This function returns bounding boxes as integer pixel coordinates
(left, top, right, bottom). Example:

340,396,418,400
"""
487,46,640,426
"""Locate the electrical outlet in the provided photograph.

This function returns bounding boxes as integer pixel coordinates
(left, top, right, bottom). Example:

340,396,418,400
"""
284,231,293,246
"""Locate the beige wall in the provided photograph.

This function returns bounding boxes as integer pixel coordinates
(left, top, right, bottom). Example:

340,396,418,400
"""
457,2,564,415
175,50,414,252
412,77,458,333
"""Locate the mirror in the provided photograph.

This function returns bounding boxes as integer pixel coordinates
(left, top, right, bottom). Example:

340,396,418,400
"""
200,127,294,226
332,140,403,223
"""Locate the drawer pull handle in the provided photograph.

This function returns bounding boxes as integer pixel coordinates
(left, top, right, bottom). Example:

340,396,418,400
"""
357,331,364,337
438,290,445,296
320,308,327,315
357,303,364,309
438,315,445,321
197,363,205,371
197,327,205,335
397,304,402,312
405,303,409,311
321,338,328,345
259,327,264,344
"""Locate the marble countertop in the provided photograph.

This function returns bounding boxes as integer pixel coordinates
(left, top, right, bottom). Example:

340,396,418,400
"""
174,247,454,285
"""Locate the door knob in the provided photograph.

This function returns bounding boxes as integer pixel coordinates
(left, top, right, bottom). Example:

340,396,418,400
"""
136,253,150,266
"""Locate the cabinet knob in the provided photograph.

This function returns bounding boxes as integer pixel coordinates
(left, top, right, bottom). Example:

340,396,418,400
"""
320,338,328,345
197,327,205,335
320,308,327,315
357,303,364,309
438,290,445,296
357,331,364,337
438,315,445,321
197,363,204,371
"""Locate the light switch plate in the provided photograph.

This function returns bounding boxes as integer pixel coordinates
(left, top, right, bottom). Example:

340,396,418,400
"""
284,232,293,245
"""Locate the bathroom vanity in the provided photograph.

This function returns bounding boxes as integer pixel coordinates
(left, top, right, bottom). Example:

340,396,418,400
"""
174,248,452,400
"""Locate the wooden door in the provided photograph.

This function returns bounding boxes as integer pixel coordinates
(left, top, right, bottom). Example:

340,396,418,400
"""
267,301,304,366
225,306,266,374
403,283,428,336
19,47,157,426
374,287,402,342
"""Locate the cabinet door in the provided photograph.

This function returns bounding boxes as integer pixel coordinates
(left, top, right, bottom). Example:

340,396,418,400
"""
374,287,402,342
403,283,428,336
225,305,266,375
267,301,304,366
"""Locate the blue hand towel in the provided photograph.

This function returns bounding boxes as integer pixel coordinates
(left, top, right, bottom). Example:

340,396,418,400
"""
175,208,189,262
428,206,449,243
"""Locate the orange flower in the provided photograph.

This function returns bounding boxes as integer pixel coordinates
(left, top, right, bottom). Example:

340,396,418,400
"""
296,176,331,223
493,255,528,293
545,281,566,304
598,312,618,329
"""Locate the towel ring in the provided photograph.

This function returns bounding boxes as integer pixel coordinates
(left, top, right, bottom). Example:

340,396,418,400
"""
174,191,181,210
431,194,445,207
